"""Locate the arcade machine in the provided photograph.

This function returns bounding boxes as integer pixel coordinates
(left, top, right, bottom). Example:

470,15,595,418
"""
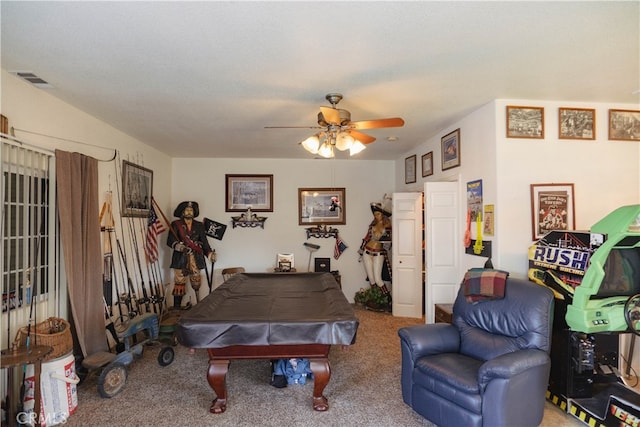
528,204,640,426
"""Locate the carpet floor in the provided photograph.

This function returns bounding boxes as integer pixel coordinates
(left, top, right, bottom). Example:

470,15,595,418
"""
65,305,581,427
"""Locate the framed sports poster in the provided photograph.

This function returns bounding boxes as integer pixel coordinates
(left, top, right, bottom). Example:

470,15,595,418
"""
530,183,575,240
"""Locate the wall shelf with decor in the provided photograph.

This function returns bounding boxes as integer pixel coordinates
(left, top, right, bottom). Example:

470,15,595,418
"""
305,225,339,239
231,216,267,229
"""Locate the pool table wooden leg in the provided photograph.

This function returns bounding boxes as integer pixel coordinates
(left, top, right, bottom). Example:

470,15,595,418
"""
309,357,330,411
207,359,229,414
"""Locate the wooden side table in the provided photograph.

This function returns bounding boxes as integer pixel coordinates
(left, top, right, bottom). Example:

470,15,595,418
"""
1,345,52,427
434,303,454,324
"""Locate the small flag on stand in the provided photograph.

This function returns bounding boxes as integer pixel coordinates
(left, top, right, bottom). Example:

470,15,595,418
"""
334,235,348,260
145,205,167,263
204,217,227,240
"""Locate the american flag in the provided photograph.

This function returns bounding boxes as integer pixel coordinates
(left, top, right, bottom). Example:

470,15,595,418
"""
334,235,348,260
145,205,167,263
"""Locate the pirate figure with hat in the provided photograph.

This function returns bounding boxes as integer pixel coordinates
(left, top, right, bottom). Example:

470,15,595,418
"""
167,201,216,309
358,197,392,308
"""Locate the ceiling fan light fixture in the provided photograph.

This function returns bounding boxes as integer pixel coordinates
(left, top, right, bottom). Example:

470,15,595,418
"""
349,140,366,156
335,132,355,151
318,142,334,158
270,93,404,159
301,135,320,154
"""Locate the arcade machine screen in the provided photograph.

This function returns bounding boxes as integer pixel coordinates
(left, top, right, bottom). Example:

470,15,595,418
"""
566,205,640,335
529,204,640,334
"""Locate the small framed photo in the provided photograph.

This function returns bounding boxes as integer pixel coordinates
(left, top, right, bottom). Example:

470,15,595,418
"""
530,183,575,241
421,151,434,177
298,187,346,225
559,108,595,140
276,253,294,271
405,154,417,184
506,106,544,139
0,114,8,134
441,128,461,171
122,160,153,217
225,174,274,212
608,109,640,141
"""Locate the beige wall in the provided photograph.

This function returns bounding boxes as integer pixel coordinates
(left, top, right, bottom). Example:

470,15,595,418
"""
1,70,173,212
397,98,640,277
170,157,395,302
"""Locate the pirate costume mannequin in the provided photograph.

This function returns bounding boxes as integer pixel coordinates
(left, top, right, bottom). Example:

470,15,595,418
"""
359,202,392,302
167,201,216,309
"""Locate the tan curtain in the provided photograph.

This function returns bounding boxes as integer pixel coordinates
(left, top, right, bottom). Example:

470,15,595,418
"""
55,150,106,356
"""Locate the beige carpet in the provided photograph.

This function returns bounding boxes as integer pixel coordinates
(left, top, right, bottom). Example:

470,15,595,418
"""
67,306,434,426
65,305,579,427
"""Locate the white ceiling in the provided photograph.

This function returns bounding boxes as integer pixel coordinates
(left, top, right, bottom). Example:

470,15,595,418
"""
1,1,638,160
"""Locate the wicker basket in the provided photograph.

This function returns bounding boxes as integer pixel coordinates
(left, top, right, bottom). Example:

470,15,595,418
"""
15,317,73,361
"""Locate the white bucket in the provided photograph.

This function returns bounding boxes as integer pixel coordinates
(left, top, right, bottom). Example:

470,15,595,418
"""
22,352,79,427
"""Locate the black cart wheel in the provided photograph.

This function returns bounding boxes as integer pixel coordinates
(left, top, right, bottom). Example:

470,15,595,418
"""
158,346,175,366
97,362,128,398
624,293,640,336
75,359,89,385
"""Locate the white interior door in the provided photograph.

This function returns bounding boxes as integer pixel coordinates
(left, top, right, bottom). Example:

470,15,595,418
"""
392,192,423,318
425,181,460,323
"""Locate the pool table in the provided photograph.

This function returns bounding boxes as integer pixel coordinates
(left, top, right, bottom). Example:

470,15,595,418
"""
176,272,359,414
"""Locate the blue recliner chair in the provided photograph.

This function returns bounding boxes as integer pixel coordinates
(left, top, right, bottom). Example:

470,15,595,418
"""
398,276,554,427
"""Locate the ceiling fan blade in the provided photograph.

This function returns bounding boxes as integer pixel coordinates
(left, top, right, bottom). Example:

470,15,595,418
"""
349,130,376,145
319,107,341,125
349,117,405,130
264,126,323,129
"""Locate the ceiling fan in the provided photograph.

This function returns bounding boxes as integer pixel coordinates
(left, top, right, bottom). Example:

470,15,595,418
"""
265,93,405,158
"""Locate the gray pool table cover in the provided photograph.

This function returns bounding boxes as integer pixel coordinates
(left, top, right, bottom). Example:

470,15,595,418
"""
176,273,359,348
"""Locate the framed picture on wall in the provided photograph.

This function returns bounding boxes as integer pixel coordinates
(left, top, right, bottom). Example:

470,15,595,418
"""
530,183,575,240
559,107,595,140
0,115,8,134
608,109,640,141
405,155,417,184
441,128,461,171
298,187,346,225
421,152,433,177
225,174,274,212
122,160,153,217
506,106,544,139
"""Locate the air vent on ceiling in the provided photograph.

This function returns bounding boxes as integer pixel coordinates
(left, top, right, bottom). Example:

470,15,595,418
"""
10,71,54,89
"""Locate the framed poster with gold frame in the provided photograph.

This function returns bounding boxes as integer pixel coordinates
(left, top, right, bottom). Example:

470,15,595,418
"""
608,109,640,141
559,107,595,140
507,106,544,139
298,187,345,225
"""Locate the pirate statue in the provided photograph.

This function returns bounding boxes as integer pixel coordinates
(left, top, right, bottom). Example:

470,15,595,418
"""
358,199,393,307
167,201,216,308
